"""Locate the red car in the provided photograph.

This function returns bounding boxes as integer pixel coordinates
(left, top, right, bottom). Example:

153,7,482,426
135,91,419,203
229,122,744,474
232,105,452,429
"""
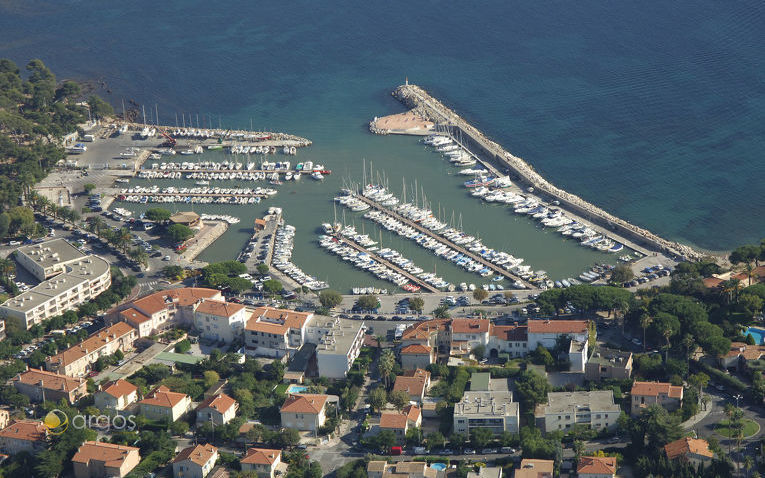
390,446,402,456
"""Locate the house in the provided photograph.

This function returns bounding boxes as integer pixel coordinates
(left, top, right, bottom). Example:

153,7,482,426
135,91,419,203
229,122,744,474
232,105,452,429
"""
367,461,437,478
113,287,223,338
240,448,281,478
450,318,490,355
664,437,714,466
193,300,248,344
488,324,528,358
513,459,554,478
196,393,238,425
400,344,434,370
577,456,617,478
72,441,140,478
528,319,589,371
245,307,314,358
585,347,633,382
535,391,620,433
139,385,192,422
280,394,329,432
630,381,683,416
13,367,88,404
721,342,765,372
379,412,409,442
453,391,519,435
45,322,137,377
95,379,138,411
0,420,47,454
173,443,218,478
402,404,422,428
467,467,502,478
392,369,431,404
169,211,201,228
309,317,366,378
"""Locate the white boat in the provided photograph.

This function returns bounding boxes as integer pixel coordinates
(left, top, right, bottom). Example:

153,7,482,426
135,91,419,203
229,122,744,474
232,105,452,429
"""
195,180,210,186
311,171,323,180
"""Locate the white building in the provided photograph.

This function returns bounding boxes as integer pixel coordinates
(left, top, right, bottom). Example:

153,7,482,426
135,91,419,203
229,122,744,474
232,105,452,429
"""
0,240,111,329
280,394,329,432
196,393,238,425
240,448,282,478
244,307,314,358
172,444,218,478
193,300,247,344
453,391,519,435
308,317,366,379
535,391,620,433
94,379,138,412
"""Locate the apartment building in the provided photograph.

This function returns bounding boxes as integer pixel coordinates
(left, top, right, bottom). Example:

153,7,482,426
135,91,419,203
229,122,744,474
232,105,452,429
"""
173,443,218,478
114,288,223,337
240,448,282,478
309,317,366,379
139,385,192,422
193,299,248,344
95,379,138,412
196,393,238,426
13,367,88,404
280,394,329,432
453,391,519,435
535,391,620,433
0,240,111,329
244,307,314,358
45,322,136,377
631,381,683,416
73,441,140,478
0,420,47,454
585,347,633,382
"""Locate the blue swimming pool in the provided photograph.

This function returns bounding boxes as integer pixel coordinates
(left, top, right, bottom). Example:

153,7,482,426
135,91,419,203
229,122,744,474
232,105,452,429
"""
745,327,765,345
286,384,308,394
430,464,447,471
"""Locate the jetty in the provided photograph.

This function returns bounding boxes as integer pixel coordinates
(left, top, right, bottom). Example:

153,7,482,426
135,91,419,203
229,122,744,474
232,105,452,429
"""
122,122,312,149
386,83,703,262
349,192,535,289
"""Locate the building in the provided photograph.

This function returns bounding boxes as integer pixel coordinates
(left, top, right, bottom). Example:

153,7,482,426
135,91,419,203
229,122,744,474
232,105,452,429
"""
139,385,192,422
95,379,138,412
240,448,281,478
535,391,620,433
379,406,422,443
664,437,714,466
13,367,88,404
0,420,47,454
450,318,490,355
308,317,366,378
585,347,633,382
113,287,223,337
72,441,140,478
453,390,519,435
0,410,8,430
280,393,329,432
630,381,683,416
245,307,314,358
577,456,617,478
528,319,589,371
196,393,238,425
400,344,434,370
45,322,136,377
467,467,502,478
488,324,528,358
392,369,431,404
721,342,765,372
173,443,218,478
0,240,111,329
193,300,248,344
169,211,201,228
513,459,554,478
367,461,437,478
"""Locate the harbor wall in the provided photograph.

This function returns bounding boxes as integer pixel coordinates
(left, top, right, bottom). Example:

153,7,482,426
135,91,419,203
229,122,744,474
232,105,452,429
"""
182,220,228,261
393,84,704,262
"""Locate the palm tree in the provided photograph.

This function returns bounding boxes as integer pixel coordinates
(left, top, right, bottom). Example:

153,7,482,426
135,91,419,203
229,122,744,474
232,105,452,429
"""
640,314,653,352
378,349,395,389
116,228,131,253
128,248,148,267
744,456,753,478
745,262,758,287
681,334,695,375
701,395,710,411
662,325,673,363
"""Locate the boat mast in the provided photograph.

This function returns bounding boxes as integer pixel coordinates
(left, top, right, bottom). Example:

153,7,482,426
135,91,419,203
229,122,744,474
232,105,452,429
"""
142,105,146,125
155,104,159,126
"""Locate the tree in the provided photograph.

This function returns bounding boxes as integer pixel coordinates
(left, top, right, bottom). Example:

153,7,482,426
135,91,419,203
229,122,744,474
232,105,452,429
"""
409,296,424,313
262,279,283,296
169,420,189,436
256,263,270,275
433,305,451,319
610,263,634,283
356,294,379,311
426,431,445,450
165,223,195,243
530,345,554,369
473,289,488,302
515,370,551,409
406,427,423,447
389,390,410,411
145,208,172,222
640,314,652,351
470,427,493,449
368,387,387,413
375,430,396,452
174,339,191,353
449,433,467,449
319,289,343,309
472,344,486,361
203,370,220,388
83,183,96,194
688,373,709,398
87,95,114,119
378,350,395,388
573,439,585,462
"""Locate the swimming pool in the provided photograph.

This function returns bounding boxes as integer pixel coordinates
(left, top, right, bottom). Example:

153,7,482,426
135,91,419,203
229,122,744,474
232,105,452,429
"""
430,464,447,471
745,327,765,344
286,384,308,394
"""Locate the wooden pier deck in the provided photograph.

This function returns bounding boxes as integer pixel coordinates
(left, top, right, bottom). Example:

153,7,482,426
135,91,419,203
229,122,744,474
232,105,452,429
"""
350,193,536,289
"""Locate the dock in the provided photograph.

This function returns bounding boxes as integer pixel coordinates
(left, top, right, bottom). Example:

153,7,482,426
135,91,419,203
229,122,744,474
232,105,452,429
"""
389,83,702,262
123,122,312,148
117,192,269,199
350,193,535,289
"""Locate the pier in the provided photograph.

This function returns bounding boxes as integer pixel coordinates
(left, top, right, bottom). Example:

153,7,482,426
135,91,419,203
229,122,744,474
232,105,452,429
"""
390,83,703,262
349,193,535,289
118,192,269,199
123,122,312,149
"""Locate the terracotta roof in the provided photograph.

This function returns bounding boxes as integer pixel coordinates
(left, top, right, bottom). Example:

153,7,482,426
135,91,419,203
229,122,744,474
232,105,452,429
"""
195,299,245,317
702,277,724,289
400,344,431,355
490,324,528,341
403,404,421,423
241,448,281,466
631,381,683,399
120,307,152,325
451,318,489,334
246,306,312,334
197,393,237,414
0,420,46,442
401,319,449,341
577,456,616,475
280,394,328,414
173,443,217,467
726,342,765,360
72,441,139,467
139,385,189,408
379,412,408,429
13,368,85,392
515,459,554,478
527,319,588,335
47,322,135,367
100,379,137,399
132,287,221,315
393,370,430,398
664,437,714,460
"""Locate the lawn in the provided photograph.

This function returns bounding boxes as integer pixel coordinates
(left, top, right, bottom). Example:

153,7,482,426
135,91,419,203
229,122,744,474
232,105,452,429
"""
155,352,204,365
274,383,289,396
716,418,759,438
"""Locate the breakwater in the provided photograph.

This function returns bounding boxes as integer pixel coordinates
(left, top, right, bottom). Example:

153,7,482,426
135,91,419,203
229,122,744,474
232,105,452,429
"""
391,84,704,262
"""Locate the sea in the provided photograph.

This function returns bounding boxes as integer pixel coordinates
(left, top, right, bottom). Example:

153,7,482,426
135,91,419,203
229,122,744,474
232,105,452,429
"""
1,1,764,292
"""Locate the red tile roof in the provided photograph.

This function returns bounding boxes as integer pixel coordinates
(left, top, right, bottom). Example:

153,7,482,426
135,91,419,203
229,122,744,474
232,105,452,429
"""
101,379,137,399
246,306,312,334
0,420,46,442
490,324,528,341
631,381,683,399
197,393,237,414
577,456,616,475
280,394,328,414
393,370,430,398
664,437,714,460
173,443,217,467
241,448,281,466
13,368,85,392
72,441,140,467
47,322,135,367
139,385,189,408
195,300,245,317
401,319,450,341
400,344,431,355
379,412,408,429
451,318,489,334
132,288,221,315
120,307,152,325
528,319,588,334
403,404,421,423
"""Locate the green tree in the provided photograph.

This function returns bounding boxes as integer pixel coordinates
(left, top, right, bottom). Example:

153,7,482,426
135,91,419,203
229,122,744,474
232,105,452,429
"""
319,289,343,309
170,420,189,436
87,95,114,119
406,427,423,447
368,386,387,413
473,288,488,302
610,263,634,283
433,305,451,319
375,430,396,451
165,223,195,243
470,427,494,449
82,183,96,194
426,431,446,450
449,433,467,449
262,279,283,296
472,344,486,361
409,296,425,313
378,349,395,388
389,389,410,411
145,208,172,222
356,294,379,311
515,369,551,409
174,339,191,353
203,370,220,389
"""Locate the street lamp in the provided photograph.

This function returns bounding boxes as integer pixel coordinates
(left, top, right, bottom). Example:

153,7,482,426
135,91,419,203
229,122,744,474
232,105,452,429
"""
734,394,743,410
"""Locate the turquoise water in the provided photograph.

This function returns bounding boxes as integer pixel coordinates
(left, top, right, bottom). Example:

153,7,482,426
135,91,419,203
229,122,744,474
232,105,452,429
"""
430,464,447,471
2,1,764,253
745,327,765,345
286,384,308,394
